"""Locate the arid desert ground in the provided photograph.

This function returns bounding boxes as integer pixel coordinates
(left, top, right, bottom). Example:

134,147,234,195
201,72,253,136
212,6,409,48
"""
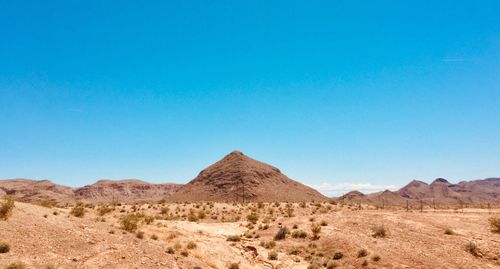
1,199,499,269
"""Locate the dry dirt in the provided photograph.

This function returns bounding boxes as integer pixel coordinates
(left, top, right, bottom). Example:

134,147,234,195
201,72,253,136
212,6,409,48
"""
1,201,499,269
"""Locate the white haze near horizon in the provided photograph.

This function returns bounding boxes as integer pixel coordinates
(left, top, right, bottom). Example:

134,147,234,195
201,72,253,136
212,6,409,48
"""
308,182,400,197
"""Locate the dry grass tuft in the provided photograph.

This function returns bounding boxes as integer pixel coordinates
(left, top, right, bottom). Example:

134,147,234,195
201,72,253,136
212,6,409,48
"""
0,242,10,253
372,224,387,238
489,216,500,233
0,196,15,220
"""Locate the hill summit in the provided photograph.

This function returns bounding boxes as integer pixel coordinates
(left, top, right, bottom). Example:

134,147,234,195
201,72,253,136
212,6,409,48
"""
169,151,328,202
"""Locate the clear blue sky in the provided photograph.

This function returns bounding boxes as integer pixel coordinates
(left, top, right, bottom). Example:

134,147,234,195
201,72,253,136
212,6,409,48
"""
1,1,499,195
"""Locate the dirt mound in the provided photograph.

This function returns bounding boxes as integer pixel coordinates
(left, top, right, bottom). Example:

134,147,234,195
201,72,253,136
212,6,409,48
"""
169,151,328,202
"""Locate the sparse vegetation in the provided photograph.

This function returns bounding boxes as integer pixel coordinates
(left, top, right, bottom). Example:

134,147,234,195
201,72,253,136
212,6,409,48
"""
5,262,25,269
268,251,278,260
187,241,197,249
260,240,276,249
0,242,10,253
120,214,140,232
357,248,368,258
246,212,259,224
372,224,387,238
465,241,480,256
274,227,288,241
136,231,144,239
226,235,241,242
70,205,85,218
489,216,500,233
333,251,343,260
229,263,239,269
97,205,113,216
310,223,321,240
444,228,455,235
0,196,15,220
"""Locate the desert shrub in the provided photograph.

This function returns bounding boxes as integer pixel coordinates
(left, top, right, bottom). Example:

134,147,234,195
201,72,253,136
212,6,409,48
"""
180,250,189,257
444,228,455,235
371,224,387,238
174,242,182,250
320,220,328,226
0,242,10,253
151,234,158,240
120,214,140,232
97,205,113,216
0,197,15,220
136,231,144,239
187,241,197,249
45,265,56,269
197,210,206,219
292,230,308,239
160,207,169,215
372,254,381,261
188,211,199,222
70,206,85,218
229,263,239,269
166,247,175,254
489,216,500,233
247,212,259,224
357,248,368,258
333,251,343,260
144,215,154,224
326,259,337,269
285,204,294,217
465,241,480,256
38,200,55,208
274,227,289,241
260,240,276,249
226,235,241,242
310,223,321,240
361,259,368,266
268,251,278,260
5,262,25,269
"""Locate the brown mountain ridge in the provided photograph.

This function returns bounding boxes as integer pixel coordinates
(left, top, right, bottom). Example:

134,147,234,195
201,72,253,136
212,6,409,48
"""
168,151,329,202
339,177,500,205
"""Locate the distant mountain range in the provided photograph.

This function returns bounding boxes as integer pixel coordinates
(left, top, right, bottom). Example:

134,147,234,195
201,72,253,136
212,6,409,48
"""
338,177,500,205
0,178,181,203
1,151,499,204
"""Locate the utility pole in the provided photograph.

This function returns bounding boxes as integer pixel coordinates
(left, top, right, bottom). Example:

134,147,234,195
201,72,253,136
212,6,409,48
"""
406,200,409,212
420,200,423,212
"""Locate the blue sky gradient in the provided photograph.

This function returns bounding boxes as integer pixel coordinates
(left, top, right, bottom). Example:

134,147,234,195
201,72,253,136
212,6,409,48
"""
1,1,499,195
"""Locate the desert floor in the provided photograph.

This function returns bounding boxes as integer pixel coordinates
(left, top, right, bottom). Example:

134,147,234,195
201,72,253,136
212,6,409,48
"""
0,201,499,269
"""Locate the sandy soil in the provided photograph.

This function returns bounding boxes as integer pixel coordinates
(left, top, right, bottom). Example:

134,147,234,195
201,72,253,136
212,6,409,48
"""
0,201,499,269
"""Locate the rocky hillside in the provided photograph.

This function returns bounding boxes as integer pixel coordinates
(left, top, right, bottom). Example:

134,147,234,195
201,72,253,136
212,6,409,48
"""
74,179,182,202
338,178,500,205
169,151,328,202
0,178,181,203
